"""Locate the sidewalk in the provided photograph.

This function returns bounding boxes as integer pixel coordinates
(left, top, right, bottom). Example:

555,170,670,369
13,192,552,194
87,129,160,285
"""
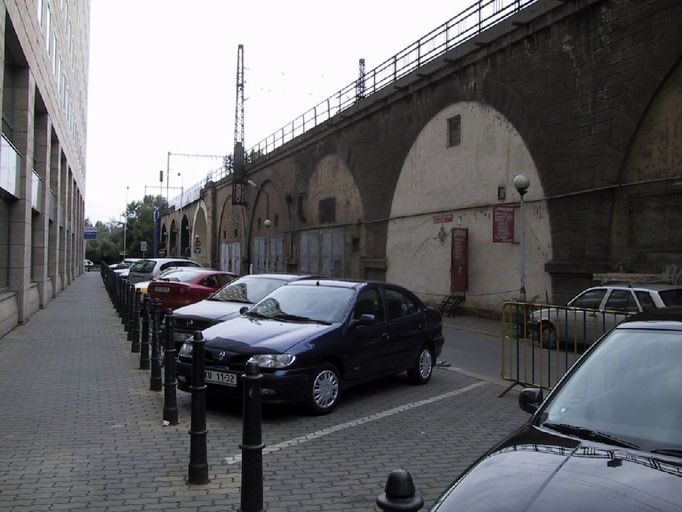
0,273,522,511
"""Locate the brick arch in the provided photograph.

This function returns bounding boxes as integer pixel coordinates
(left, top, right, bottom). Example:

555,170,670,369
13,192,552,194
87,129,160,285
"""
608,58,682,273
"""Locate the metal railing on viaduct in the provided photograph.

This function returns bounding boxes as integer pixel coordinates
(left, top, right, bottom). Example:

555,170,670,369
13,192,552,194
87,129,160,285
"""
173,0,539,204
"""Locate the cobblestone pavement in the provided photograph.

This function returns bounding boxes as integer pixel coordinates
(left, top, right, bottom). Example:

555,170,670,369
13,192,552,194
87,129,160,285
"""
0,273,528,511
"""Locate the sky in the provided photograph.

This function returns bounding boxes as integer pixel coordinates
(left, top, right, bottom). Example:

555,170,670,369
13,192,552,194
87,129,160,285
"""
84,0,473,224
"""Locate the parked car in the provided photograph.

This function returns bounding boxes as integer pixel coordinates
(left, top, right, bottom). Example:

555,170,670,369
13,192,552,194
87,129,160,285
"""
430,306,682,511
83,259,94,271
133,267,208,304
176,278,444,414
127,258,200,284
530,283,682,348
108,258,141,270
170,273,314,348
148,269,237,310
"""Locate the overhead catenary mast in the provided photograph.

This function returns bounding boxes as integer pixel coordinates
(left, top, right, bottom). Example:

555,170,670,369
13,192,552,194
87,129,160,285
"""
231,44,247,205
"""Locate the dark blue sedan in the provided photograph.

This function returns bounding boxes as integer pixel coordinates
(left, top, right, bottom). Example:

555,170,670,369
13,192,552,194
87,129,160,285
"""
176,279,444,414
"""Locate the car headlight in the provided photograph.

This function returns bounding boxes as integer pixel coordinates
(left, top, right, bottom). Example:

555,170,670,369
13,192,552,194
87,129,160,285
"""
179,341,194,357
247,354,296,369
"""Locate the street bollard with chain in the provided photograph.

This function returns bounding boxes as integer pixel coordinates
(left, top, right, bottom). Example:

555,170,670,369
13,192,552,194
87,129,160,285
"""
188,330,209,485
139,294,150,369
149,299,163,392
240,361,264,512
163,309,178,425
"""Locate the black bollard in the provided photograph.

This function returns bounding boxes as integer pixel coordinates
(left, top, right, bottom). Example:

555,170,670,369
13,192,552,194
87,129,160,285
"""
188,330,209,485
240,361,264,512
118,276,125,317
114,275,120,313
149,299,163,392
376,469,424,512
131,290,141,352
139,294,150,369
163,309,178,425
119,277,126,322
127,285,136,339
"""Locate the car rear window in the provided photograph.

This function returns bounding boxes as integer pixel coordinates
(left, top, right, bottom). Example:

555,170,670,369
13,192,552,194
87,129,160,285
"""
658,288,682,306
161,271,211,283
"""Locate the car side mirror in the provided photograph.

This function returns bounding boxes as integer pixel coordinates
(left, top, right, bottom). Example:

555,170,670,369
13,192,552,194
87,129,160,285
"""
351,313,375,327
239,306,249,315
518,387,543,414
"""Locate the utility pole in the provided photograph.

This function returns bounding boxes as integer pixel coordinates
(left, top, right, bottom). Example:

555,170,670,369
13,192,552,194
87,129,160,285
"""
232,44,247,206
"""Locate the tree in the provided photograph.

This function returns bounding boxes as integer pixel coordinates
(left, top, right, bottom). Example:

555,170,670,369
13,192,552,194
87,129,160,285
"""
122,195,167,258
84,195,167,264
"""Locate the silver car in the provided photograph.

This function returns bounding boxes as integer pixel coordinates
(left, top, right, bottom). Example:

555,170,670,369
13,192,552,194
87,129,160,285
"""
530,283,682,348
127,258,200,284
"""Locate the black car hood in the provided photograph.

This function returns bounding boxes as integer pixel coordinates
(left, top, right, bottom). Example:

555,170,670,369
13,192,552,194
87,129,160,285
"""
173,299,249,322
432,425,682,512
199,315,335,353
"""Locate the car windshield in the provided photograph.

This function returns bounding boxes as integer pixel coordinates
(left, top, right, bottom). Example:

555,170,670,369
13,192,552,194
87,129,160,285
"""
247,285,355,324
540,328,682,452
130,260,155,273
209,276,288,304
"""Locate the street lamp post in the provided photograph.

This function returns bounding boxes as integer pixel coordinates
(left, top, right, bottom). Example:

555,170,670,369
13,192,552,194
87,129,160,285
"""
123,186,129,259
513,174,530,302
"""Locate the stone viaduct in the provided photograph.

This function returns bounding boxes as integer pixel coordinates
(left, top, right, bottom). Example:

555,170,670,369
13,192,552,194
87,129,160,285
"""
159,0,682,314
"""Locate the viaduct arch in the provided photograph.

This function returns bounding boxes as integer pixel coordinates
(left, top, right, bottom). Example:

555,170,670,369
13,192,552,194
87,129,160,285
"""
159,0,682,312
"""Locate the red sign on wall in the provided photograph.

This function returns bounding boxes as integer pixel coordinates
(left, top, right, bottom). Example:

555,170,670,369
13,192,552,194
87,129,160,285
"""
493,205,515,243
451,228,468,293
433,213,453,224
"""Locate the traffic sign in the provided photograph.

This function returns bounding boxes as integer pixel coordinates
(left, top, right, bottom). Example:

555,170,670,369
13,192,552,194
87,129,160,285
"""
194,247,201,255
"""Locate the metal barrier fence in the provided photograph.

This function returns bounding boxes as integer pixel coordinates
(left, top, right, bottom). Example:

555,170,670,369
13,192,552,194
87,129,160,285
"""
500,302,635,392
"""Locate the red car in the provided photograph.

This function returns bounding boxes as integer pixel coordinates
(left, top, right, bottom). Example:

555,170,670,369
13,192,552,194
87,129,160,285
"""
148,269,237,311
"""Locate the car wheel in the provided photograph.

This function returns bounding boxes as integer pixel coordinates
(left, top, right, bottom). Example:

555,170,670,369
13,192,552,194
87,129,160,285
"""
308,363,341,415
407,345,434,384
539,322,558,350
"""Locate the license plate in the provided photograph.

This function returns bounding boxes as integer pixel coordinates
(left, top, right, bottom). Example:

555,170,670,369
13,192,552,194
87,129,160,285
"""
205,369,237,387
174,332,191,342
155,286,170,293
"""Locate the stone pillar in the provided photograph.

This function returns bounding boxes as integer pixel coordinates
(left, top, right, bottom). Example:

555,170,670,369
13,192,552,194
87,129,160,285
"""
48,138,61,296
8,68,35,323
33,113,50,307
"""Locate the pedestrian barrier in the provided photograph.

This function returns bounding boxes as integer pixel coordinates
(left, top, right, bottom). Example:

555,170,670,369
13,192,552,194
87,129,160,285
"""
500,301,634,392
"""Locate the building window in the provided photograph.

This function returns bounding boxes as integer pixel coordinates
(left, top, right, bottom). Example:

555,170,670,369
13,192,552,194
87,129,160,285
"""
45,4,52,52
447,115,461,147
319,197,336,224
37,0,44,26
